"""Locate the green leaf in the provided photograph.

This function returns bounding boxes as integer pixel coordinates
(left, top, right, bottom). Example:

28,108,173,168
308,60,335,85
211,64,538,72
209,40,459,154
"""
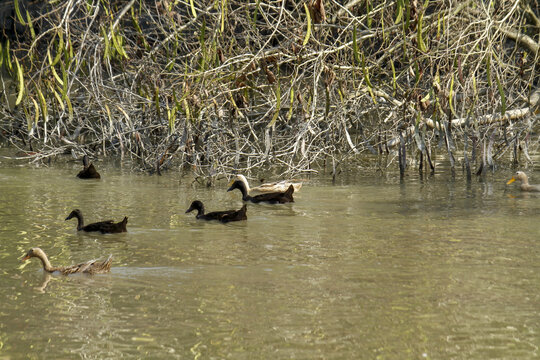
417,13,427,52
30,97,39,130
14,0,26,25
26,11,35,40
14,57,25,106
36,85,48,123
448,73,456,117
287,86,294,120
303,3,311,46
395,0,403,24
268,83,281,128
352,26,360,63
220,0,227,33
189,0,197,18
53,30,64,66
390,58,396,94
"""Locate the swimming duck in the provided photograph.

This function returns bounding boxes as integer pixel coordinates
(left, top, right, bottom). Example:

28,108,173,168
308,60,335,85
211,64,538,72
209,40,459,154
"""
185,200,247,222
227,180,294,203
506,171,540,192
77,155,101,179
65,209,128,233
21,247,112,275
235,174,302,194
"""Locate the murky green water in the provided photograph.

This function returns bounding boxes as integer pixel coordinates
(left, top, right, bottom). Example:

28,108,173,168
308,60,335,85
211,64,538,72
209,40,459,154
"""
1,153,539,359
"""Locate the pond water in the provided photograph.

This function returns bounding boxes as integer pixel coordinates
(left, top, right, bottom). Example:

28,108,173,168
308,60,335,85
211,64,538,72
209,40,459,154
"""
1,153,539,359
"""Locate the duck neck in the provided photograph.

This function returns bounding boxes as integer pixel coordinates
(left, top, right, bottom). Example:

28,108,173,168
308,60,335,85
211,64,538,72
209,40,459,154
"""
236,182,251,201
74,213,84,230
195,205,205,217
238,176,251,192
36,252,56,272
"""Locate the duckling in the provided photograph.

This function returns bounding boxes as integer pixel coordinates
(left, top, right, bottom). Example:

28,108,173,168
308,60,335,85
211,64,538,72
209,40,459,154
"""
185,200,247,222
506,171,540,192
21,247,112,275
77,155,101,179
227,180,294,204
65,209,128,233
236,174,302,195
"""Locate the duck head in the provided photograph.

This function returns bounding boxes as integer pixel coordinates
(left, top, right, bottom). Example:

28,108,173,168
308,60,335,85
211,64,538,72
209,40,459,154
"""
185,200,204,214
65,209,83,221
21,247,44,262
507,171,528,185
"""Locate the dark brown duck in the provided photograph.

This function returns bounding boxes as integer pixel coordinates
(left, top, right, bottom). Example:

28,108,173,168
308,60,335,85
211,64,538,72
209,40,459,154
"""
77,155,101,179
65,209,128,233
227,180,294,204
185,200,247,223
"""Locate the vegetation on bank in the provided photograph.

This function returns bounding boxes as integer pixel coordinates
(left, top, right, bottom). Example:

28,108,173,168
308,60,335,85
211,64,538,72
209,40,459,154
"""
0,0,538,180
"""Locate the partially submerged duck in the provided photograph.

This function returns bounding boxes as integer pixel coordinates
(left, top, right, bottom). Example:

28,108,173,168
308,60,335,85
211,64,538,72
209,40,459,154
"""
21,247,112,275
235,174,302,194
185,200,247,222
227,180,294,204
77,155,101,179
66,209,128,233
507,171,540,192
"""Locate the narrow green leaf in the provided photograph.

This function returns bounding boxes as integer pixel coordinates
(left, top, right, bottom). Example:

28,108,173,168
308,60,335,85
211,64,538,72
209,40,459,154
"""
417,13,427,52
53,30,64,66
15,57,25,106
14,0,26,25
26,11,35,40
448,73,456,116
36,85,48,123
352,26,360,63
395,0,403,24
31,97,39,130
102,27,110,60
268,83,281,127
65,94,73,121
220,0,227,33
390,58,396,94
189,0,197,18
287,86,294,120
303,3,311,46
485,54,491,86
252,0,261,25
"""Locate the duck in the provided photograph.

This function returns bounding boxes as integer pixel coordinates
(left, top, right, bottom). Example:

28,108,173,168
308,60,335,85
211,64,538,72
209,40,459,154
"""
506,171,540,192
21,247,112,275
77,155,101,179
185,200,247,222
227,179,294,204
235,174,302,195
65,209,128,233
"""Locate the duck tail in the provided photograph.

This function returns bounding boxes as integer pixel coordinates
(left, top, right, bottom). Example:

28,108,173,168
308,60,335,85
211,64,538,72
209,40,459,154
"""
121,217,128,231
102,255,113,271
284,184,295,197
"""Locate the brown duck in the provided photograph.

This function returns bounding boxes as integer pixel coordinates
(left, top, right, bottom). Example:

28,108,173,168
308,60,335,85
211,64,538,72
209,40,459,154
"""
77,155,101,179
507,171,540,192
185,200,247,222
66,209,128,233
235,174,302,195
21,247,112,275
227,180,294,204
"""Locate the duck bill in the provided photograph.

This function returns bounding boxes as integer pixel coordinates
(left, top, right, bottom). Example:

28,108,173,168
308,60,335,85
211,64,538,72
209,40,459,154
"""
185,207,194,214
506,177,516,185
21,255,30,262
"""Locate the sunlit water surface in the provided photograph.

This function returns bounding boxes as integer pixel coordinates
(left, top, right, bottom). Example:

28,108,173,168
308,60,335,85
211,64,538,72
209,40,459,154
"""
1,154,539,359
